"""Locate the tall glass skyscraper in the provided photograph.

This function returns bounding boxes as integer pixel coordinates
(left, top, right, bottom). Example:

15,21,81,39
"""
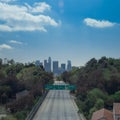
48,57,51,72
53,61,59,75
67,60,72,71
44,57,52,72
61,63,66,73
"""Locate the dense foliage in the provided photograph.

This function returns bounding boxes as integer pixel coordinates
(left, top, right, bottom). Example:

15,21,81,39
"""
61,57,120,119
0,58,53,119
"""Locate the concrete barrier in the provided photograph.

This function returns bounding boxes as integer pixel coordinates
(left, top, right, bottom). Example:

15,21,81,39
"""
25,91,48,120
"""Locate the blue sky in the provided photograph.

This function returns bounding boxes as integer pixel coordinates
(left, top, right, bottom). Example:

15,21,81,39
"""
0,0,120,66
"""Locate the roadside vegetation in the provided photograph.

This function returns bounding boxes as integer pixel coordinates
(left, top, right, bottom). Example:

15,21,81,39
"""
0,58,53,120
1,57,120,119
61,56,120,119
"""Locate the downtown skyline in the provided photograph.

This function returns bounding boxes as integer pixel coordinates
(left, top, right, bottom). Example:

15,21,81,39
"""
0,0,120,66
35,57,72,75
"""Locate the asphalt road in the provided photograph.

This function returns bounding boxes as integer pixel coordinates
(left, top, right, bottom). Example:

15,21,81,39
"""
33,89,81,120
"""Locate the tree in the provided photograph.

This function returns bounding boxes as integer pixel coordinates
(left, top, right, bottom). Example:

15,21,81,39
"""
86,58,97,68
0,85,12,95
15,111,27,120
8,59,15,65
61,71,70,83
0,58,2,66
95,99,104,109
1,115,17,120
98,56,108,68
1,93,8,104
89,88,107,100
113,91,120,102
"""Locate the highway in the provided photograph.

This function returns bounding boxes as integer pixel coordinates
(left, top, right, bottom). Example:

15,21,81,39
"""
33,82,81,120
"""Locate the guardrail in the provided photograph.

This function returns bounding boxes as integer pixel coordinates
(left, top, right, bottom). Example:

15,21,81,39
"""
25,91,48,120
71,95,87,120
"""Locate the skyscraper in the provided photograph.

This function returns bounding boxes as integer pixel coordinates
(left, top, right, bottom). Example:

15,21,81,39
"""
61,63,66,73
53,61,59,75
44,59,48,71
35,60,40,66
67,60,72,71
44,57,52,72
48,57,51,72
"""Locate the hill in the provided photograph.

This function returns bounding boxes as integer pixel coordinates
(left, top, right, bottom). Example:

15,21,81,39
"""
61,57,120,119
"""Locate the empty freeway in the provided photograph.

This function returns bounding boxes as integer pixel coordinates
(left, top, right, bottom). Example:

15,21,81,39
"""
32,81,81,120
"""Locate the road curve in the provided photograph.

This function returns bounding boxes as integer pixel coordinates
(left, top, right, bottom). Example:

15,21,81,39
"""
32,89,81,120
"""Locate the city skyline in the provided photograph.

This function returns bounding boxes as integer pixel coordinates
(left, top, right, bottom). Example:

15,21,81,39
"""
0,0,120,66
35,57,72,75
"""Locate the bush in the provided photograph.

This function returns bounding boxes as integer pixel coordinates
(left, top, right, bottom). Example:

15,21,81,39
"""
1,115,17,120
15,111,27,120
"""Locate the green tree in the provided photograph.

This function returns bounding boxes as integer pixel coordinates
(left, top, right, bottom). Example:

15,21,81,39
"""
113,91,120,102
15,111,27,120
1,115,17,120
95,98,104,109
86,58,97,68
0,58,2,66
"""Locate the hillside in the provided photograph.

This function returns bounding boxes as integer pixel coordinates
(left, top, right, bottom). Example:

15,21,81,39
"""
61,57,120,119
0,59,53,120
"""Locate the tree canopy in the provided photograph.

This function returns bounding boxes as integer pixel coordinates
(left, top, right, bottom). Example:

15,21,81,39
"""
0,58,53,119
61,57,120,119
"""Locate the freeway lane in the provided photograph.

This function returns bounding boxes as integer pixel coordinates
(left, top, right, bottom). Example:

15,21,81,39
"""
33,90,80,120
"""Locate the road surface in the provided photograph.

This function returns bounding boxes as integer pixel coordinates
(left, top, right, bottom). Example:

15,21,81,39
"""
33,89,81,120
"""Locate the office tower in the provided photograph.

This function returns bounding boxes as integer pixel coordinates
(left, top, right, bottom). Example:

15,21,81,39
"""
40,62,43,66
44,59,48,71
35,60,40,66
48,57,51,72
67,60,72,71
61,63,66,73
44,57,52,72
53,61,59,75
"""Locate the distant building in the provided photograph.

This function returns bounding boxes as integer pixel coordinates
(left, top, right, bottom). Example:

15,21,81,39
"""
53,61,59,75
37,57,72,75
16,90,29,100
35,60,40,66
67,60,72,71
113,103,120,120
91,103,120,120
40,62,43,66
61,63,66,73
44,60,48,71
92,108,113,120
48,57,52,72
44,57,52,72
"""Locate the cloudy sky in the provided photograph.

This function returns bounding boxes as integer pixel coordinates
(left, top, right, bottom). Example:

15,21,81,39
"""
0,0,120,66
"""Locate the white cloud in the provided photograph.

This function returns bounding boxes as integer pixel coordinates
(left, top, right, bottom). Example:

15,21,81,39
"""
25,2,51,13
10,40,22,44
0,25,12,31
84,18,115,28
0,44,13,50
0,2,59,32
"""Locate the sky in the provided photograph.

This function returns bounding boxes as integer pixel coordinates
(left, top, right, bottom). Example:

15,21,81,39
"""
0,0,120,66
